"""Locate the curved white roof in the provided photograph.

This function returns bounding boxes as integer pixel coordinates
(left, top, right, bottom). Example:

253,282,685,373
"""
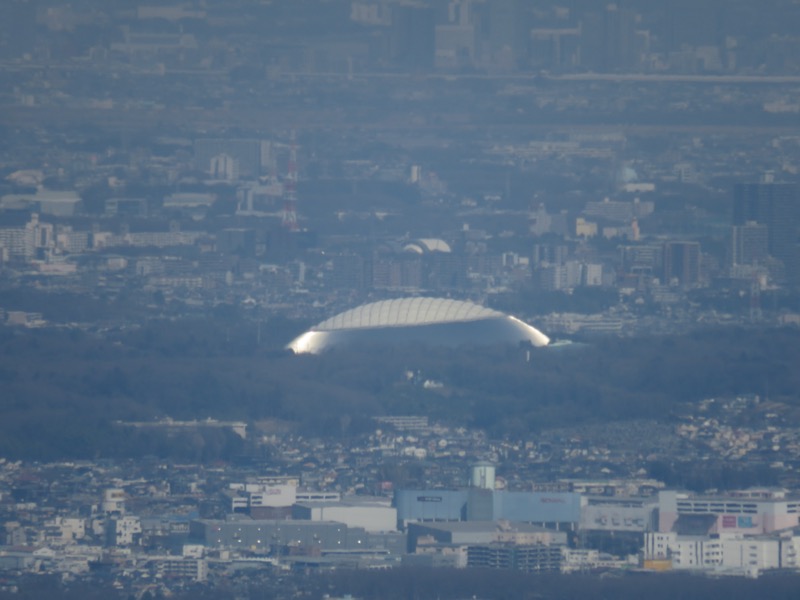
288,298,551,353
314,297,504,331
417,238,451,253
403,239,452,254
403,243,425,254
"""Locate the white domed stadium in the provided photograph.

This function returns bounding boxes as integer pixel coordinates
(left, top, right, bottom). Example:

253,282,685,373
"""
287,297,550,354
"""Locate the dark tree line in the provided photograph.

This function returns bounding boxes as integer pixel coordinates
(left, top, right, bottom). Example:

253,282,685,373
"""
0,320,798,461
5,570,800,600
319,568,800,600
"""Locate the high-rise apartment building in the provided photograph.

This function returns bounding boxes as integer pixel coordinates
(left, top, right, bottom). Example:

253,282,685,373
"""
733,183,800,282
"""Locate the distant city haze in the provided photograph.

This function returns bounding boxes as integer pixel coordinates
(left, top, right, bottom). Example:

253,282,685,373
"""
1,2,800,598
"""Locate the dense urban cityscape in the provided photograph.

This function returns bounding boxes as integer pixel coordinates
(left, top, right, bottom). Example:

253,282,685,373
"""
1,1,800,598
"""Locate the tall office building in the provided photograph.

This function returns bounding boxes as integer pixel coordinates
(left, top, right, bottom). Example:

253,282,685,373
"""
733,183,800,282
486,0,527,67
194,139,264,178
661,0,725,52
580,5,638,72
663,241,700,287
730,221,768,267
390,3,436,70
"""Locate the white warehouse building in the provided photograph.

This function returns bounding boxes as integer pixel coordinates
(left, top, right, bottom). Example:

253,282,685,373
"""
645,531,800,576
292,496,397,533
658,490,800,535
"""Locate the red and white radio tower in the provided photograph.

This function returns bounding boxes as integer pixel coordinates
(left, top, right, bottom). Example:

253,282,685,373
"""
281,131,299,231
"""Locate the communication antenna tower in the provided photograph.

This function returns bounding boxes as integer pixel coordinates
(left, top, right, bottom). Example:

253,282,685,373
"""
282,130,299,231
749,273,762,321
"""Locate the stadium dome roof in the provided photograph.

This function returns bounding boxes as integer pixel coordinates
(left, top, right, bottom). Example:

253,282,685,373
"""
288,297,549,354
403,238,452,254
315,297,501,330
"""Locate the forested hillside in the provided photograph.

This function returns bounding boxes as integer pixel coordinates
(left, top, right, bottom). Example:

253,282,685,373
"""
0,319,798,460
